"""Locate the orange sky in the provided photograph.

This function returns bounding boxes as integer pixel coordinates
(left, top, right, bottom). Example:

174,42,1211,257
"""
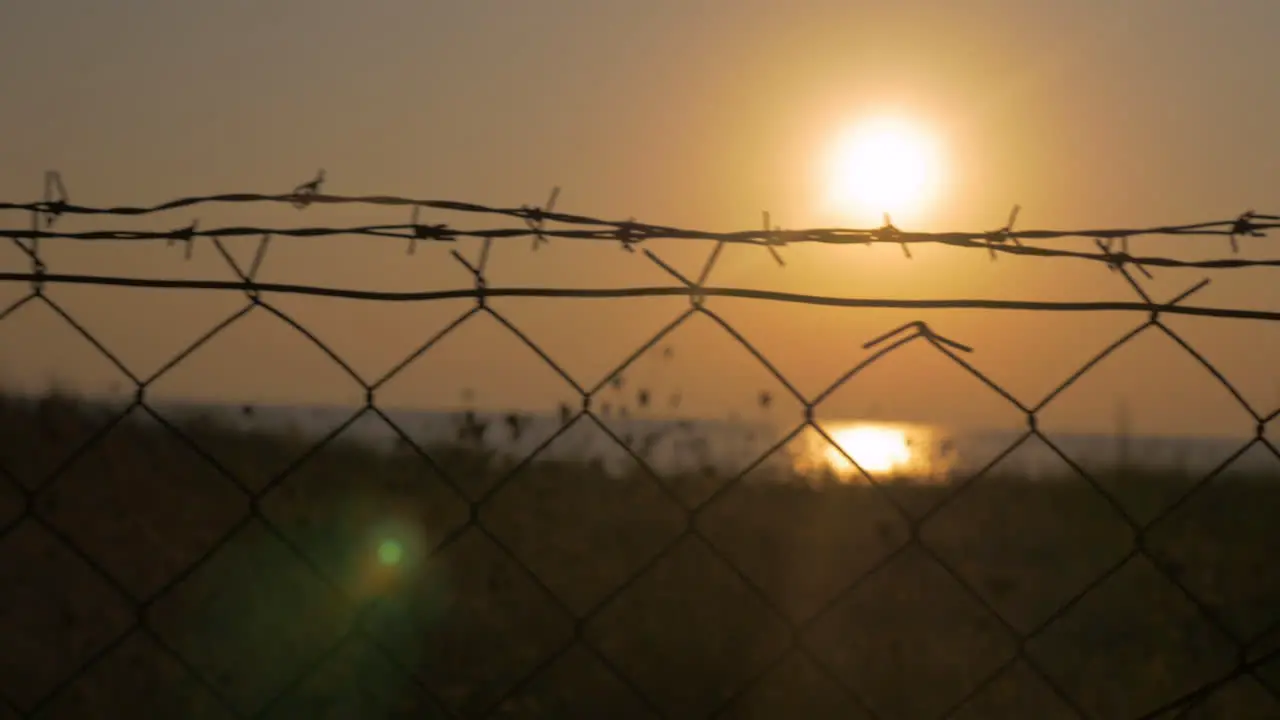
2,0,1280,439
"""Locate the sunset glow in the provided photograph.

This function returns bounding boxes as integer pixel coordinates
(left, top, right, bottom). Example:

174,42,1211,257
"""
823,116,943,225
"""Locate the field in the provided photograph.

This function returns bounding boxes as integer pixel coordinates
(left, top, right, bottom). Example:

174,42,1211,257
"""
1,391,1278,719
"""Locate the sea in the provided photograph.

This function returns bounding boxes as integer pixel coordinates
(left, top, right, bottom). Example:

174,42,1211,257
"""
121,399,1280,483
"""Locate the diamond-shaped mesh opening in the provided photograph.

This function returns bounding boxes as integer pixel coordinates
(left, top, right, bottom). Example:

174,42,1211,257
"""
813,318,1027,438
0,520,136,713
592,310,803,508
1036,327,1257,523
1026,556,1239,719
1158,312,1280,417
947,660,1080,720
480,417,687,616
257,413,471,602
143,305,368,493
584,535,793,719
920,433,1134,634
812,332,1027,518
802,545,1019,719
30,283,250,386
487,295,692,393
359,527,575,717
31,630,234,720
0,299,133,490
262,293,477,385
715,651,872,719
373,309,582,502
696,435,910,623
0,288,135,404
1174,674,1280,719
487,644,654,719
146,519,358,717
932,309,1145,407
260,636,448,720
1144,443,1280,641
33,409,249,601
695,301,940,402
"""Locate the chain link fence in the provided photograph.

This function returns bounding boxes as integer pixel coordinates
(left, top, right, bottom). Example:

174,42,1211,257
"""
1,173,1278,718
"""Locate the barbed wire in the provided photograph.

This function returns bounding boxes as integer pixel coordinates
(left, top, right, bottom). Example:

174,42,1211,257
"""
2,171,1279,273
1,171,1278,718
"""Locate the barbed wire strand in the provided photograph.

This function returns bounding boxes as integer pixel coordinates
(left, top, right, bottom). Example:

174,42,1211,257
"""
2,172,1279,272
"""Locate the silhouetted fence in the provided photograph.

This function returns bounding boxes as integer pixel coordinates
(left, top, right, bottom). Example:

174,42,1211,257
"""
0,172,1278,718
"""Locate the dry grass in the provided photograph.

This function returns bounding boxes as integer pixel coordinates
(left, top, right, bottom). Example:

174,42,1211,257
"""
1,390,1278,719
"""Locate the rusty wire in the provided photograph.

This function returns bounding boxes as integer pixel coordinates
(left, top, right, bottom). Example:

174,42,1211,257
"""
0,171,1278,718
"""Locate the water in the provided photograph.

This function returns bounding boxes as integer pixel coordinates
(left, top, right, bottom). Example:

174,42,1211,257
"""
136,400,1280,482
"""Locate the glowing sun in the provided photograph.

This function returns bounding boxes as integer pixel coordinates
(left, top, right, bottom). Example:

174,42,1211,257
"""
823,117,943,224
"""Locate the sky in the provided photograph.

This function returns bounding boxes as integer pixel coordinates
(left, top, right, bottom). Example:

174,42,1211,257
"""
2,0,1280,443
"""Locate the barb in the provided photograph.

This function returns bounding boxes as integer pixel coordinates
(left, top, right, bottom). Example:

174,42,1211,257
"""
615,217,642,252
524,185,560,251
39,171,69,228
289,169,325,209
984,204,1022,260
1096,236,1152,279
1229,209,1263,253
760,210,787,266
406,204,455,255
166,219,199,260
876,212,912,258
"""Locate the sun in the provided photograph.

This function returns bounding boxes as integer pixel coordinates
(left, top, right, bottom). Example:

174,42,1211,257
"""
823,116,943,225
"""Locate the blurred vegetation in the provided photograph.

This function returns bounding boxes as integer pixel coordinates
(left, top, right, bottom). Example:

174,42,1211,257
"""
0,388,1278,719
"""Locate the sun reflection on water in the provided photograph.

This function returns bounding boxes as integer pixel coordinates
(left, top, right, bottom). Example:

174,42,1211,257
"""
799,421,952,482
825,425,913,473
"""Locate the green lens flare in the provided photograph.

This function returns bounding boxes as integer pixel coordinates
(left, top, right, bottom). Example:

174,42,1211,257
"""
376,539,404,566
